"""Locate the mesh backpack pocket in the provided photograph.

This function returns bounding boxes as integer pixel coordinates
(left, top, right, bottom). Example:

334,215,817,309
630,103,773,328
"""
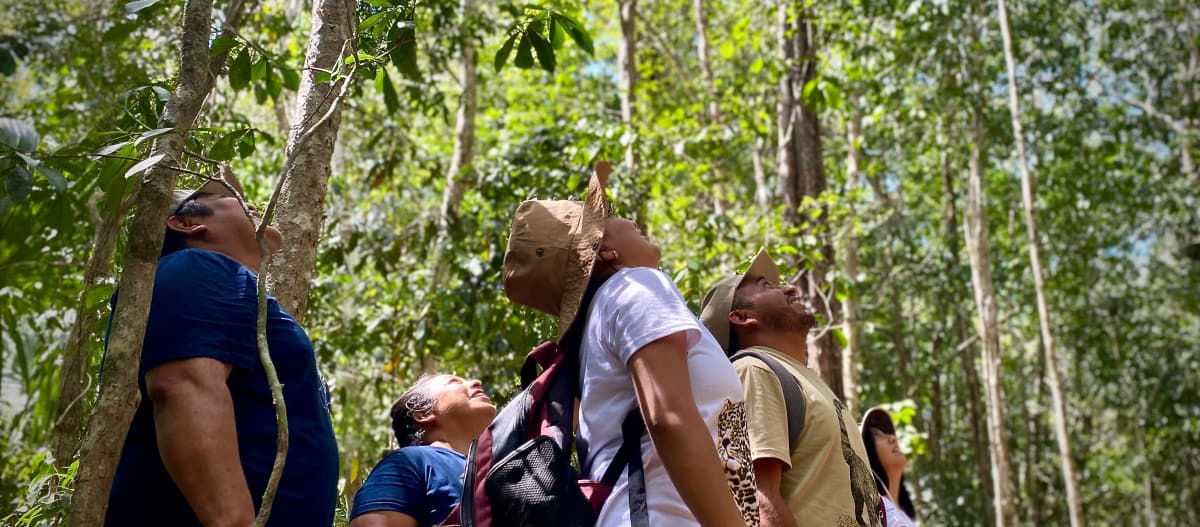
484,435,595,526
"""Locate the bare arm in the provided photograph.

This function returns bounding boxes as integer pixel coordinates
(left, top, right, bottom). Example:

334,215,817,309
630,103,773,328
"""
146,357,254,527
753,458,798,527
349,511,419,527
627,331,743,527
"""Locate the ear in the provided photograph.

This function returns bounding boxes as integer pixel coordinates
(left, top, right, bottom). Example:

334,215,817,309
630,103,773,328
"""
167,215,208,236
597,248,619,264
729,309,759,331
412,409,436,426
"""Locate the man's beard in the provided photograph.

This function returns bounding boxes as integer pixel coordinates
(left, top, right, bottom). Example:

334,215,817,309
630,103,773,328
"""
756,301,817,334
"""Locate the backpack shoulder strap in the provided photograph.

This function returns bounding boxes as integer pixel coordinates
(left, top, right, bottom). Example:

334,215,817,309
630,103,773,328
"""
731,349,806,453
599,409,649,527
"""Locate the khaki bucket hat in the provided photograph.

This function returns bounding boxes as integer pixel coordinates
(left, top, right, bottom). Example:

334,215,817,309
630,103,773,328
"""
503,162,611,340
168,165,246,217
699,248,781,353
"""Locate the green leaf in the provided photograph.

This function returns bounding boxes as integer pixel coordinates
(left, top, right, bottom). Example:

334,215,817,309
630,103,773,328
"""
0,117,38,151
229,48,251,91
124,0,160,15
265,63,282,100
363,0,393,6
0,47,16,76
389,24,419,79
379,68,399,114
281,68,300,91
359,12,389,32
103,21,139,43
549,18,565,49
494,32,518,72
134,127,175,147
209,37,239,57
251,57,267,82
5,165,33,202
253,83,267,104
237,131,255,159
208,130,248,162
35,165,66,192
553,13,593,55
514,33,534,69
528,29,555,72
124,153,165,179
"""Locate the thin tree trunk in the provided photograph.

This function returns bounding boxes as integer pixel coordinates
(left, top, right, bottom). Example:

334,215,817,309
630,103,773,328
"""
995,1,1085,523
693,0,727,214
52,201,124,466
433,0,478,285
618,0,638,174
52,0,246,471
66,0,219,523
777,1,842,395
841,105,862,415
269,0,355,321
963,108,1016,527
752,137,770,208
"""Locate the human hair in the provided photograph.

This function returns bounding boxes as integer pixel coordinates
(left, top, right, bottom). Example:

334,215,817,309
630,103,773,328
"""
389,374,440,447
862,426,916,518
161,194,215,257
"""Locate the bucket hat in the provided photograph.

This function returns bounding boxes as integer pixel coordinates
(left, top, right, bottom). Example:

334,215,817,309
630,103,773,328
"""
699,248,781,352
503,162,611,340
860,406,897,436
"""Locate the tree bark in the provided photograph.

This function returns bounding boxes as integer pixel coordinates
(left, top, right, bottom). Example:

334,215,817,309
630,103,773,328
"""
963,108,1016,527
777,1,842,395
840,105,862,415
269,0,354,321
52,0,246,472
66,0,218,524
995,1,1085,523
941,136,994,525
433,0,478,285
693,0,727,214
618,0,639,174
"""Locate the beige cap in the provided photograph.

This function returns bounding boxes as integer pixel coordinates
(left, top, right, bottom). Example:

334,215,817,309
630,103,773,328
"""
699,248,781,353
503,162,611,340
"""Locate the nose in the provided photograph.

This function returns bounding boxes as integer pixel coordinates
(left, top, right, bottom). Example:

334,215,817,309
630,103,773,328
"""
468,378,483,390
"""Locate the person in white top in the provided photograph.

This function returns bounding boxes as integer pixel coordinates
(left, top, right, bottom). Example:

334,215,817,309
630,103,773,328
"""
502,162,758,526
861,407,918,527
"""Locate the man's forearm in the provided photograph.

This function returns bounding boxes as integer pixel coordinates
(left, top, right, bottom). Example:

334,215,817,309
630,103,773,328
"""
757,489,798,527
154,382,255,527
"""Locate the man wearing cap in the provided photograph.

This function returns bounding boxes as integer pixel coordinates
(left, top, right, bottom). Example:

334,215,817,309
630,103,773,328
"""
700,249,883,527
103,172,339,527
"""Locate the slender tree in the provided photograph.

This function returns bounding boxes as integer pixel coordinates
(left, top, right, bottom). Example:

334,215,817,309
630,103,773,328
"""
963,107,1016,527
693,0,727,214
66,0,219,523
433,0,478,285
618,0,638,174
840,103,862,415
995,0,1085,524
777,0,842,394
269,0,355,321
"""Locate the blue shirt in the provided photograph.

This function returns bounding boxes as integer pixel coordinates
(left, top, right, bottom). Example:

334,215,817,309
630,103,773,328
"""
105,249,339,526
351,446,467,526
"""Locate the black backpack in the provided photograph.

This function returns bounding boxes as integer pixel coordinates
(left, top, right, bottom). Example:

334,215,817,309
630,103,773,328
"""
730,349,806,451
454,341,650,527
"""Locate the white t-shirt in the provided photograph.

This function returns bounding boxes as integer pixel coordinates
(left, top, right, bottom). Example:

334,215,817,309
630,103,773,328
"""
577,267,758,526
882,495,916,527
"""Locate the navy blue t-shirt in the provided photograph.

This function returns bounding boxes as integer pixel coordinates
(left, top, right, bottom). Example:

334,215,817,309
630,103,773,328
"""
105,249,339,526
351,446,467,526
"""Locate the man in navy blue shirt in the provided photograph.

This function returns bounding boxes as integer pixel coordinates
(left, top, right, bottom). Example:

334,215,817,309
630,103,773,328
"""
105,171,339,526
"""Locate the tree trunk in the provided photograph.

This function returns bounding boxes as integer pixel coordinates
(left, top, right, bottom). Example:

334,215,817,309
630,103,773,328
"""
269,0,354,321
618,0,638,174
752,137,770,208
963,108,1016,527
693,0,727,214
840,105,862,415
52,0,246,471
995,1,1085,523
433,0,478,285
777,1,842,395
66,1,219,524
942,138,994,525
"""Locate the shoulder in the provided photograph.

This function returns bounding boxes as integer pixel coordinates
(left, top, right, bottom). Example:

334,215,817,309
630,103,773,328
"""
156,249,243,287
599,267,676,296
